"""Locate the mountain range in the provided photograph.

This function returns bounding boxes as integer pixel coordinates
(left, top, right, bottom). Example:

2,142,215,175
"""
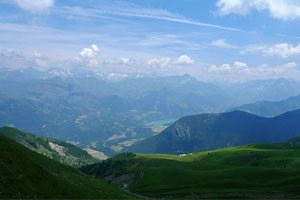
220,78,300,103
229,94,300,117
1,67,300,156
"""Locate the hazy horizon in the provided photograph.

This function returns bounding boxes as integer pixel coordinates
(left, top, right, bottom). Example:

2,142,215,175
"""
1,0,300,82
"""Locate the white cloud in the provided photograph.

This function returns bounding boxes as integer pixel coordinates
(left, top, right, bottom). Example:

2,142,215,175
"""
175,55,195,65
13,0,55,13
102,57,140,66
264,43,300,57
79,45,99,59
206,61,300,81
233,61,248,69
209,61,251,73
120,57,130,64
80,48,95,58
34,52,42,57
91,44,99,52
209,64,232,72
216,0,300,20
242,43,300,58
282,62,298,68
88,59,98,67
107,73,129,80
211,39,236,48
120,57,138,65
78,44,100,67
0,48,50,69
147,55,194,68
147,57,171,67
33,52,48,67
59,4,243,32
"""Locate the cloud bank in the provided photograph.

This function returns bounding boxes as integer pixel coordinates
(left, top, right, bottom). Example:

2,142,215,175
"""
13,0,55,13
217,0,300,20
242,43,300,58
206,61,300,82
211,39,237,49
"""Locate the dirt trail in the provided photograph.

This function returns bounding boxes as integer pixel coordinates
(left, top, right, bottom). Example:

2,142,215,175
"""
122,187,154,199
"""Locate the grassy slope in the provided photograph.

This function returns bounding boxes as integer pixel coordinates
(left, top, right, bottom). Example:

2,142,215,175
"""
82,143,300,199
0,127,98,168
0,135,134,199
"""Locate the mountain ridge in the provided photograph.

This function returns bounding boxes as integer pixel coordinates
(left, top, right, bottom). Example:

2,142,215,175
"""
229,94,300,117
0,135,133,199
0,127,98,168
129,109,300,154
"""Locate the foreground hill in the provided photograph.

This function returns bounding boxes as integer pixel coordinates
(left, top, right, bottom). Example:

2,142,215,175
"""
0,135,133,199
82,144,300,199
129,109,300,154
0,127,97,168
229,94,300,117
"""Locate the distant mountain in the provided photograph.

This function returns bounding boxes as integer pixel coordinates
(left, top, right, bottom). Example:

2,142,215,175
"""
0,67,100,80
0,127,97,168
129,109,300,154
228,94,300,117
1,70,300,156
287,135,300,142
134,89,234,114
222,78,300,104
1,68,300,104
0,135,132,199
0,67,50,80
0,74,236,155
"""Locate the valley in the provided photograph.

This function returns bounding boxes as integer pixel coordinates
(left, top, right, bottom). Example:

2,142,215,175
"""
2,69,300,158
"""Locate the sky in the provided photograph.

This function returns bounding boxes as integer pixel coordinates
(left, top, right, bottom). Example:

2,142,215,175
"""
1,0,300,82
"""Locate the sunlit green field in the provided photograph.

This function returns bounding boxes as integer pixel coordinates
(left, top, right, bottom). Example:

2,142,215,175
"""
82,143,300,199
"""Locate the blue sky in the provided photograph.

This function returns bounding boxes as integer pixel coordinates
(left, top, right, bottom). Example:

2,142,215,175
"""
1,0,300,82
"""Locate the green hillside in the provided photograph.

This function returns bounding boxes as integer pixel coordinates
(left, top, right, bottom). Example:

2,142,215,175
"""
0,127,98,168
81,143,300,199
129,109,300,154
0,135,133,199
